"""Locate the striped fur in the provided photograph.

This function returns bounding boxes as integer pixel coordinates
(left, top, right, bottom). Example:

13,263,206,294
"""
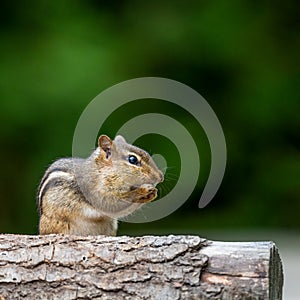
37,135,164,236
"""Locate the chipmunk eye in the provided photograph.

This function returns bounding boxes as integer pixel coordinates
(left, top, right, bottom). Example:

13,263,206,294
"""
128,155,139,165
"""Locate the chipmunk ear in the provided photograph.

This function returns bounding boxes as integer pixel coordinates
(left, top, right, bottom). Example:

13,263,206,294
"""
98,135,112,159
114,135,126,143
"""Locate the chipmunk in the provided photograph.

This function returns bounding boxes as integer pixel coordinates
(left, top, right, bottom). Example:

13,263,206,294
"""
37,135,164,236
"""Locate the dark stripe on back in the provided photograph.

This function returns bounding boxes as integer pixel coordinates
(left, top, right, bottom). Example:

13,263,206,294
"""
36,167,71,207
38,176,86,216
39,178,68,203
38,167,70,193
38,178,65,216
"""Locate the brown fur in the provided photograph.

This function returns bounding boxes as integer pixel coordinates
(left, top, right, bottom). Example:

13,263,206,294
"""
37,135,164,236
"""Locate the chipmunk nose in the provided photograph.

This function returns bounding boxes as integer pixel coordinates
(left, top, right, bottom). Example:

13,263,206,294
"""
158,170,164,183
152,170,164,186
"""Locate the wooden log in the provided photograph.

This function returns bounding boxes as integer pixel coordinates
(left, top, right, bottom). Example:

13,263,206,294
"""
0,234,283,300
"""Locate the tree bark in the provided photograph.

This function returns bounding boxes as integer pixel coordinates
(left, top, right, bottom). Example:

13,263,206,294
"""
0,234,283,300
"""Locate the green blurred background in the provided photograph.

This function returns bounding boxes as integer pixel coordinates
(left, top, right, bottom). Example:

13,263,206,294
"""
0,0,299,236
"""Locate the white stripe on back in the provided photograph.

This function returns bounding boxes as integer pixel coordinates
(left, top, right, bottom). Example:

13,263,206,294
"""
38,171,74,201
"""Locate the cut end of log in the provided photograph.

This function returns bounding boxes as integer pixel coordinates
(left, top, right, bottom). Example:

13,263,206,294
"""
269,242,284,300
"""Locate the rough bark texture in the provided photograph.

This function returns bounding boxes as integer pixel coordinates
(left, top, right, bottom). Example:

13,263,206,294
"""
0,234,283,300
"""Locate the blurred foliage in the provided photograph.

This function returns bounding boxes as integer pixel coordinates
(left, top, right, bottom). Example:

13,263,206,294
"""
0,0,299,234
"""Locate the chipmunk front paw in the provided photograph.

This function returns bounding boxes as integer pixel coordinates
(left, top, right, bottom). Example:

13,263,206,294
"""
131,184,158,203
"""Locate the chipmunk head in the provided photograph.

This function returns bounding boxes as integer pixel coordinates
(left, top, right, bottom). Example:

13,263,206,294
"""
97,135,164,190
